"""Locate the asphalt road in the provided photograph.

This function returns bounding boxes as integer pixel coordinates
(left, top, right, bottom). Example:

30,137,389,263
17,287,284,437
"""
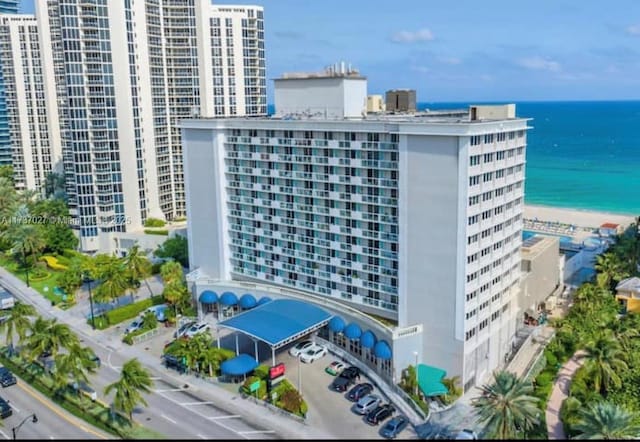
0,378,108,440
0,271,282,440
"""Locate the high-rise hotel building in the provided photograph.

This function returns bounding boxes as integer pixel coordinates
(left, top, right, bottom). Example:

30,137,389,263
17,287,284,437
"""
183,68,529,389
0,0,19,166
0,14,63,192
30,0,265,252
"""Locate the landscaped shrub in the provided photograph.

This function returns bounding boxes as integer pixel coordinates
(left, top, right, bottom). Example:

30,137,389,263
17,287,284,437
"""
535,371,554,388
144,229,169,236
544,349,558,369
104,295,164,326
144,217,166,228
53,254,71,266
151,262,162,275
253,364,269,380
40,255,68,271
30,266,50,281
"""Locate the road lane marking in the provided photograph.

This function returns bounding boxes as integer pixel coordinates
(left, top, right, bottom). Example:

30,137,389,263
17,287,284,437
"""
0,429,9,439
161,413,177,424
207,415,241,419
238,430,277,435
153,388,184,393
155,391,249,439
9,402,20,412
197,434,207,439
17,381,108,439
179,401,214,406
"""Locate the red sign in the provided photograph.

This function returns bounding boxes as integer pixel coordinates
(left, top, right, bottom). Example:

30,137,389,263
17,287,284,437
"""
269,363,286,379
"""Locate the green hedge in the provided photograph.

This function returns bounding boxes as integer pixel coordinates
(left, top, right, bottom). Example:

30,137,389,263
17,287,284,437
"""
123,325,156,345
144,229,169,236
144,217,166,228
94,295,164,328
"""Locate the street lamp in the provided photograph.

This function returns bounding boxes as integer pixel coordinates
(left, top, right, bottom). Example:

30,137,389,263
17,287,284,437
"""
297,354,302,394
12,413,37,439
83,272,96,330
413,351,419,396
22,249,30,288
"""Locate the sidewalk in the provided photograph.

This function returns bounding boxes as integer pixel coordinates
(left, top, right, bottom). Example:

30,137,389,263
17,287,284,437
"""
545,351,585,440
0,267,334,439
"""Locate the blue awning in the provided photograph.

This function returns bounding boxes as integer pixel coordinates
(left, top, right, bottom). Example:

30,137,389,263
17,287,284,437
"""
257,296,272,306
199,290,218,304
344,323,362,340
361,330,377,349
220,354,258,376
328,316,346,333
239,293,257,309
374,340,392,360
220,291,238,306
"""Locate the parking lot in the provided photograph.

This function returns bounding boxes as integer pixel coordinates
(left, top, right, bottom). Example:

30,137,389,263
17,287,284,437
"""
131,320,416,439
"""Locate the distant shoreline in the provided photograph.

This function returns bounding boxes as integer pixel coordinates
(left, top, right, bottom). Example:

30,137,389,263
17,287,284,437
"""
524,204,636,231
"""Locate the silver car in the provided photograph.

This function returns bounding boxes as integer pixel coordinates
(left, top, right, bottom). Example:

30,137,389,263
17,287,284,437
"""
355,394,381,415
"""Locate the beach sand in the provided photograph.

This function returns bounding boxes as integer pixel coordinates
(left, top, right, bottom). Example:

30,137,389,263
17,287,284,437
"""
524,204,636,231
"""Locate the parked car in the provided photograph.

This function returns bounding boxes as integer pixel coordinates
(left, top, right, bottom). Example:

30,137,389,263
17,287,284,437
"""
70,381,97,401
381,415,409,439
0,290,15,310
174,321,196,339
163,354,187,373
145,304,169,322
87,351,101,368
347,382,374,402
125,317,144,334
0,367,16,387
325,360,345,376
299,344,327,363
331,366,361,392
288,340,314,357
355,394,382,415
0,396,11,419
183,322,211,338
36,351,55,373
454,429,478,440
366,403,395,425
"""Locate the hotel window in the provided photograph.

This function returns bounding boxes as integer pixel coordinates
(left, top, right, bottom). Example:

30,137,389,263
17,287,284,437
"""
468,195,480,206
484,134,494,144
496,151,505,160
509,131,516,140
466,290,478,301
466,272,478,283
465,328,477,341
497,133,506,142
468,215,479,225
469,176,480,186
479,319,489,331
467,253,478,264
483,172,493,182
466,309,477,320
467,234,479,244
495,169,505,178
483,153,494,163
470,135,481,146
470,155,481,166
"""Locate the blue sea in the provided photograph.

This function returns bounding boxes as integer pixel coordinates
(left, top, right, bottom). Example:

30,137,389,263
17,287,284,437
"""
267,101,640,215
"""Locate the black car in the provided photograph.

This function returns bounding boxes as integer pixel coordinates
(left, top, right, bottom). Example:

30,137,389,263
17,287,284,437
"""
163,354,187,373
366,403,395,425
88,352,101,368
332,366,361,392
347,382,373,401
0,396,12,419
0,367,16,387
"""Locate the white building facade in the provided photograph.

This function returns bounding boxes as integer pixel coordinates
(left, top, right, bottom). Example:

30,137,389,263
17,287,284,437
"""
182,99,529,389
32,0,265,252
0,14,63,192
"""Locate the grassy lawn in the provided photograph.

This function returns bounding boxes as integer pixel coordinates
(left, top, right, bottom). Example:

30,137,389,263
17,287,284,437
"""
0,254,73,308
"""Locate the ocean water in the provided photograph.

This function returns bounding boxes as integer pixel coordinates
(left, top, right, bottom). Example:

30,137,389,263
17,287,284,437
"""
421,100,640,215
267,101,640,215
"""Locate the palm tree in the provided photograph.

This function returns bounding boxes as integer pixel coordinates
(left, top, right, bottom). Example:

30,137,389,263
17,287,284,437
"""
573,402,640,440
123,245,153,297
25,317,80,360
440,375,463,404
104,358,153,422
6,222,46,284
471,370,540,439
163,280,189,316
94,257,129,303
160,260,183,287
595,252,629,289
0,302,36,354
53,344,96,398
582,332,628,395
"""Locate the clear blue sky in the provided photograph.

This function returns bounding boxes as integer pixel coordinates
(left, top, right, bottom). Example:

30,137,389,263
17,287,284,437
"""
21,0,640,102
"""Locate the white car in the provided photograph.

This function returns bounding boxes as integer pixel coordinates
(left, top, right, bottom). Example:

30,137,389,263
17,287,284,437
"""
124,317,144,334
174,321,196,339
299,344,327,363
289,340,314,357
183,322,211,338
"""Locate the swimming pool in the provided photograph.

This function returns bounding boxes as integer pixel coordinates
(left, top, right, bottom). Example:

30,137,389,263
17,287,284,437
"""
522,230,575,246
